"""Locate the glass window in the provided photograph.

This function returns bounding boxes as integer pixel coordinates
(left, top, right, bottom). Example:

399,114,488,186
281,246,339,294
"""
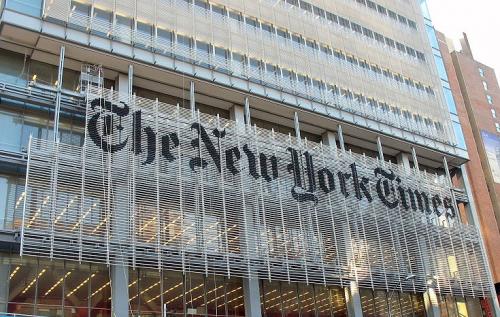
262,22,274,33
443,87,457,114
492,109,497,118
5,0,43,17
425,25,439,49
194,0,208,9
0,109,23,153
351,22,362,34
396,42,406,53
228,10,242,21
496,123,500,133
177,34,192,47
277,28,289,39
363,27,374,38
196,40,210,53
377,5,387,15
360,288,376,316
115,15,133,43
137,21,152,36
0,174,24,229
292,34,304,45
453,121,467,149
94,8,111,23
339,17,350,28
385,38,396,49
374,32,385,44
326,12,338,23
92,8,112,36
7,257,39,314
157,28,173,48
483,81,488,90
479,68,485,77
433,54,448,81
245,16,259,28
320,44,332,55
388,10,398,20
211,3,225,16
313,6,325,18
299,0,312,12
29,59,58,87
487,95,493,104
35,259,66,316
281,283,299,316
0,48,28,85
398,14,408,25
297,284,315,317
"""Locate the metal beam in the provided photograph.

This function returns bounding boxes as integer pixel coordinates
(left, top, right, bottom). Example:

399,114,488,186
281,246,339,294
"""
244,96,251,126
190,81,195,118
294,112,301,143
53,46,65,142
377,136,384,162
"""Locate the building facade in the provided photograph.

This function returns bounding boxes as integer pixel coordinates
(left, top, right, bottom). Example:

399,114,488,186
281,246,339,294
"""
436,30,500,303
0,0,498,316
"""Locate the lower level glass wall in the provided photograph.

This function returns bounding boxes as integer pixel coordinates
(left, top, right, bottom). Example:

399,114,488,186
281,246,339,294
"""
360,288,425,317
360,287,485,317
437,294,485,317
0,254,245,316
260,280,347,316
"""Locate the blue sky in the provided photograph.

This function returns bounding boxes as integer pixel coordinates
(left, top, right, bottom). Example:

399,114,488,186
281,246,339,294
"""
426,0,500,82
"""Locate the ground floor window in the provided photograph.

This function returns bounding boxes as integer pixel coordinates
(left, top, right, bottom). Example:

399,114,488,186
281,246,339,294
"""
437,294,485,317
260,280,347,317
0,254,244,316
360,287,425,317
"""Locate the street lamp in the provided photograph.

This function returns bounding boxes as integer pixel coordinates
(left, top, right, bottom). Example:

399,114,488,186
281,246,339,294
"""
388,274,416,317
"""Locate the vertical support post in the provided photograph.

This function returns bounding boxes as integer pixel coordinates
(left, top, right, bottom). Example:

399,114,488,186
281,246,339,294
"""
53,46,65,142
294,112,301,143
376,136,384,162
397,153,411,172
411,147,420,171
190,81,195,118
423,287,441,317
0,263,9,312
128,65,133,96
443,156,452,186
244,96,251,126
110,71,131,317
229,105,262,317
20,134,32,256
345,281,363,317
321,131,336,147
337,124,345,152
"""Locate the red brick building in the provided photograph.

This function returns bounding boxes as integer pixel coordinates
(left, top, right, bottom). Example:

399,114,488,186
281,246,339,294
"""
438,31,500,297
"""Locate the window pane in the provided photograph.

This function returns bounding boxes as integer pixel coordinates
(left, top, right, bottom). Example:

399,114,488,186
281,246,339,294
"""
261,281,281,317
0,48,28,85
5,0,43,17
443,87,457,114
0,109,23,153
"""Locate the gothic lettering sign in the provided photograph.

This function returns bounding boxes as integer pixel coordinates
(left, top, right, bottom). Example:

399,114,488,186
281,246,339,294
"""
87,97,455,218
21,88,491,297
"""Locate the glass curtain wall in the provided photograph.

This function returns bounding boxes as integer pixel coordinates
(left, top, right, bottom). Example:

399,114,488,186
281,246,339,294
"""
260,280,348,317
0,254,245,317
360,288,426,317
